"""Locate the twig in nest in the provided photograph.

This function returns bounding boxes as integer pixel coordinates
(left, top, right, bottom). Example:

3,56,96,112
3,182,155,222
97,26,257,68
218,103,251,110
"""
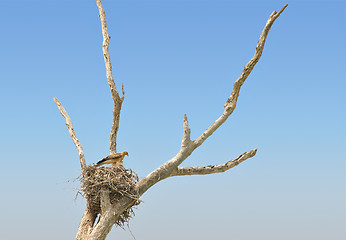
78,165,141,226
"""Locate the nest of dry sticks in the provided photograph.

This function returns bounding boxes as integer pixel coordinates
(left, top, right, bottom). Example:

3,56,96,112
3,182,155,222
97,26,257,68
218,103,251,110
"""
78,165,141,227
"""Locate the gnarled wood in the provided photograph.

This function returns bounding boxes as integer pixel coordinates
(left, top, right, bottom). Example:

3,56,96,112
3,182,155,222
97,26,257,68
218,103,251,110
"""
53,2,287,239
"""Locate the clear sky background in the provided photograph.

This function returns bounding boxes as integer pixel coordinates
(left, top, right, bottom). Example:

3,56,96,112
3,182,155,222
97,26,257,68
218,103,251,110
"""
0,0,345,239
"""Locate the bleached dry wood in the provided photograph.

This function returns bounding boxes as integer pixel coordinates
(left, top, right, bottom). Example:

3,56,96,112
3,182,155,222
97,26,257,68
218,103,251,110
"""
136,4,288,196
53,97,87,170
181,114,192,148
96,0,124,154
171,149,257,177
87,196,137,240
53,2,288,239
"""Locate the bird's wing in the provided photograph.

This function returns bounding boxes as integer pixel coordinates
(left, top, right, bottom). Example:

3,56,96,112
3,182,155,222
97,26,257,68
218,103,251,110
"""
96,153,123,165
103,152,122,160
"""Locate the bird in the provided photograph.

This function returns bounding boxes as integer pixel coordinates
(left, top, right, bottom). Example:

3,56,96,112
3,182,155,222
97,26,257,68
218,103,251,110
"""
96,151,128,167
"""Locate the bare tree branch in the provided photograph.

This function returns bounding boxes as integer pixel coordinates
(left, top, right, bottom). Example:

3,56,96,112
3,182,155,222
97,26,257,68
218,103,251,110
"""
96,0,124,154
136,4,287,196
171,148,257,177
194,3,288,148
53,97,87,170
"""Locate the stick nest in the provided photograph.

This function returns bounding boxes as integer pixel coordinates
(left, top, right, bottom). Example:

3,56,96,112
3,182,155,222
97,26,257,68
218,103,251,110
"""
79,165,141,227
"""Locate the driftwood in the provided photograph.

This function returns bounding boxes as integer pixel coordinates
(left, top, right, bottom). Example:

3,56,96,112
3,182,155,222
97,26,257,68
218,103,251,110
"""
53,1,287,239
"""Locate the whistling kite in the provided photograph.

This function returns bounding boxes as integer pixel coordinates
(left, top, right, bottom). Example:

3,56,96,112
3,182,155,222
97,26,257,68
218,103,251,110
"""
96,151,128,167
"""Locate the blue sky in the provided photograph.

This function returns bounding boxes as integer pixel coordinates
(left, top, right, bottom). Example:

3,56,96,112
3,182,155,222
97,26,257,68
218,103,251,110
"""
0,0,345,239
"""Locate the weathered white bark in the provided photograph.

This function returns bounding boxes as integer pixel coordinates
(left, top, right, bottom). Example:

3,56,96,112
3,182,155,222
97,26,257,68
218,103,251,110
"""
96,0,125,154
53,97,87,170
170,149,257,177
75,209,97,240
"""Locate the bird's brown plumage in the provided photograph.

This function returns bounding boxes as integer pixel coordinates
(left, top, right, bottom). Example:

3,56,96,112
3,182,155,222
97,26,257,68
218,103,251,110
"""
96,151,128,167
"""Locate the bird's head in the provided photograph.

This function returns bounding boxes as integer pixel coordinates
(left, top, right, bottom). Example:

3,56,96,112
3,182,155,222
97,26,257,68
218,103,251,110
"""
122,151,129,157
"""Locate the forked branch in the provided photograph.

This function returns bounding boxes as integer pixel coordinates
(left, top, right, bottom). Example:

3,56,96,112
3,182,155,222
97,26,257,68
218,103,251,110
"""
96,0,125,154
53,97,87,170
136,4,288,196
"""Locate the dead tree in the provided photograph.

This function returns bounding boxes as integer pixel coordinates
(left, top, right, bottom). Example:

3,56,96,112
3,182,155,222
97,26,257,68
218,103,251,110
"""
53,1,287,239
